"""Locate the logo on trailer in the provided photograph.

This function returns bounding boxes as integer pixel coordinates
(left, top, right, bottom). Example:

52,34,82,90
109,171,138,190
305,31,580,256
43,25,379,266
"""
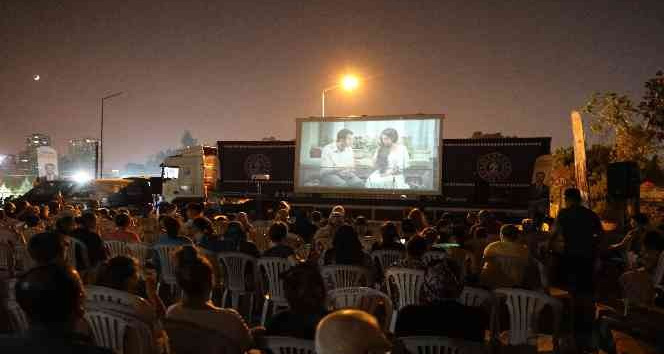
477,152,512,182
244,154,271,178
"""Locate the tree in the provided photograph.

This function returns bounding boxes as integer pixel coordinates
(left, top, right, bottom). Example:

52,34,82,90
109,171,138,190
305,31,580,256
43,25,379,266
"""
639,70,664,142
583,72,662,169
180,130,198,148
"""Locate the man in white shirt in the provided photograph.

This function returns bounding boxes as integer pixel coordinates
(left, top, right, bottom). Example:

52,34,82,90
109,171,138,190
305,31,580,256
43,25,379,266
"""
320,129,363,187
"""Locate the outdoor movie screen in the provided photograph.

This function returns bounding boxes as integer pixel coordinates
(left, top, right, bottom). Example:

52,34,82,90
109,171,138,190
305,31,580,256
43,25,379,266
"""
295,115,443,195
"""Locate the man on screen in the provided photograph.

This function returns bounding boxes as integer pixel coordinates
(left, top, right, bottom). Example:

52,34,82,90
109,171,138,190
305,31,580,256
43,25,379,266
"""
320,128,363,187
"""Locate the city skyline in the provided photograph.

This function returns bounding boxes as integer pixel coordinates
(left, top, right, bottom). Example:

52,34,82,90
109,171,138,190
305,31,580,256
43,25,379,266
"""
2,0,664,172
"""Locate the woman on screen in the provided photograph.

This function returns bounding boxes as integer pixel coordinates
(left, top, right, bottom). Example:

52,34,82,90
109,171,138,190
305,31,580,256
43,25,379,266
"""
365,128,410,189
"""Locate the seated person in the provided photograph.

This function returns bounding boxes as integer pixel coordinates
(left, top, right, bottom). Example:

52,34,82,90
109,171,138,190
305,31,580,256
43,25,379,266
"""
151,216,193,274
264,262,329,339
480,224,529,289
28,232,68,267
191,217,222,251
371,221,405,252
102,214,140,243
95,256,167,353
0,264,113,354
464,226,491,275
319,129,363,188
400,219,418,243
313,209,345,252
323,225,373,269
262,222,295,259
166,247,252,352
71,212,108,270
315,309,391,354
395,259,487,342
217,221,260,258
396,236,427,270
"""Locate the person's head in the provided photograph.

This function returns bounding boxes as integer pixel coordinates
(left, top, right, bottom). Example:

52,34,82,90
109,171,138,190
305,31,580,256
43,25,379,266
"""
45,163,55,174
97,208,111,220
408,208,427,231
224,221,247,244
16,264,85,328
25,213,41,228
28,232,67,266
114,213,131,229
278,201,291,213
354,216,369,236
186,202,204,219
174,246,214,303
421,258,464,304
192,217,214,238
4,201,17,216
282,262,327,313
333,224,364,265
55,216,76,236
500,224,520,242
336,129,354,149
158,202,174,215
315,309,391,354
331,205,345,218
311,210,322,224
237,212,250,227
535,172,545,184
379,128,399,148
564,188,582,207
269,221,289,244
75,212,97,231
629,213,649,229
472,226,488,240
160,215,181,238
96,256,140,293
401,218,417,237
406,236,428,260
379,222,399,245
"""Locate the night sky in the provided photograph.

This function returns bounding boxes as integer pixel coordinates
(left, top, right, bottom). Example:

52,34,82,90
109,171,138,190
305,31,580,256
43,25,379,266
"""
2,0,663,172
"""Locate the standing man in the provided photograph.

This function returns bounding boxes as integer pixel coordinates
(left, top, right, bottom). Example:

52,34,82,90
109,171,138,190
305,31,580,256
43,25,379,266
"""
528,171,550,219
320,129,363,187
550,188,604,352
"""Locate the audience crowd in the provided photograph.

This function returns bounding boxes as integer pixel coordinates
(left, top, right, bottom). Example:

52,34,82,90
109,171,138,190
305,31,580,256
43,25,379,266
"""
0,187,663,354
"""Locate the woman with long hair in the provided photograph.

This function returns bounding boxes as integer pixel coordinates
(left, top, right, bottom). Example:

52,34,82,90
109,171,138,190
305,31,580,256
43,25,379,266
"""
323,225,372,268
365,128,410,189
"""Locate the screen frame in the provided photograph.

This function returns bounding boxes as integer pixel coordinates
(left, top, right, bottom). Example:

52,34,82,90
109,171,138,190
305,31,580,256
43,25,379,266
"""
294,114,445,196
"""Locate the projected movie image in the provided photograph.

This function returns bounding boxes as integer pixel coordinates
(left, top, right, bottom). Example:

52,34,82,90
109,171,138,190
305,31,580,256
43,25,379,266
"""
296,116,442,194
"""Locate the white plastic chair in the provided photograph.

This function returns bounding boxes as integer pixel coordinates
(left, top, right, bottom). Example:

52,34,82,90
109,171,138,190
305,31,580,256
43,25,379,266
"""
327,286,394,331
152,244,183,301
218,252,258,317
399,336,486,354
385,267,425,332
5,279,29,333
85,286,158,354
494,288,562,352
320,265,371,290
372,249,403,271
253,222,271,252
458,286,493,308
85,305,156,354
385,267,425,310
422,251,447,265
258,257,294,326
261,336,316,354
127,243,150,268
106,240,131,259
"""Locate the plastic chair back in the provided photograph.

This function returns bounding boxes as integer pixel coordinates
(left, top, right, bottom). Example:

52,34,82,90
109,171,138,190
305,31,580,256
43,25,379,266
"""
320,265,371,290
327,286,394,331
385,267,425,310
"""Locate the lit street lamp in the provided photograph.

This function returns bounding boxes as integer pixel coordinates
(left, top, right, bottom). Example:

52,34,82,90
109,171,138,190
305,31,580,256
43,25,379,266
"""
321,74,360,117
100,91,124,179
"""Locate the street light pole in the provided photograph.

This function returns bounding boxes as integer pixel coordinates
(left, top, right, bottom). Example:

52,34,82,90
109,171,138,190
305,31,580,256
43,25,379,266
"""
320,75,360,118
100,91,123,179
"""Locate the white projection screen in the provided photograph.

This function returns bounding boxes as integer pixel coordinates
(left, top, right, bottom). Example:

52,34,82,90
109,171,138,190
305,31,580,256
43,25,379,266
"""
295,115,444,195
